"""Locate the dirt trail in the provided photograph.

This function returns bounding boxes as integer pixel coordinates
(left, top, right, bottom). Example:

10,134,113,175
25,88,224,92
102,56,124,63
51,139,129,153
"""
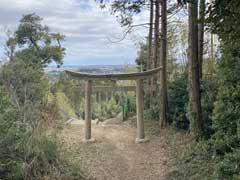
61,122,171,180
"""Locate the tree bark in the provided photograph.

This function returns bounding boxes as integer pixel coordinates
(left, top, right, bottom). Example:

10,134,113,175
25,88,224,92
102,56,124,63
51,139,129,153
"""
148,0,154,104
198,0,205,79
188,0,203,137
148,0,154,71
151,0,160,98
159,0,168,128
153,0,160,69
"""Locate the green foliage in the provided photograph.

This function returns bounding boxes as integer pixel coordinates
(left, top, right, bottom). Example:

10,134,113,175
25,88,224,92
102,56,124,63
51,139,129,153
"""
215,149,240,179
174,1,240,178
174,46,240,180
0,14,84,179
128,96,136,113
0,62,84,179
207,0,240,43
93,99,122,120
54,92,78,120
7,13,65,67
212,43,240,140
207,44,240,174
145,93,160,121
0,60,49,131
168,72,189,130
122,97,136,120
173,138,240,180
54,75,85,118
55,74,135,121
0,89,22,179
201,78,218,138
1,60,48,106
147,69,217,134
145,71,189,130
0,89,50,179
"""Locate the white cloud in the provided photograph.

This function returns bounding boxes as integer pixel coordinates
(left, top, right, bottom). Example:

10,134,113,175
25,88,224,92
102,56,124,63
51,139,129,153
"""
0,0,148,65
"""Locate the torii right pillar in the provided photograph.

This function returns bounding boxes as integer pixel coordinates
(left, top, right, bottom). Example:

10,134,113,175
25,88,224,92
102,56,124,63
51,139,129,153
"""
84,80,95,143
135,79,149,143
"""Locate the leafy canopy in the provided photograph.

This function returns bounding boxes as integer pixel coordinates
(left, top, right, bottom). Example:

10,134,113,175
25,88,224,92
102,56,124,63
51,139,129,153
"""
207,0,240,43
7,13,65,67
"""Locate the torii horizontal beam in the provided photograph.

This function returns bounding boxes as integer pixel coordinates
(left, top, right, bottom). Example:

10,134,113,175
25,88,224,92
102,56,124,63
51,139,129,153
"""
77,85,136,92
69,85,158,92
65,67,162,80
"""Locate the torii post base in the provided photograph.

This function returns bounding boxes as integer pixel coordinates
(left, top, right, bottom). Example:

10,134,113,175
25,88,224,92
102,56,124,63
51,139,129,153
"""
83,138,96,143
135,138,149,144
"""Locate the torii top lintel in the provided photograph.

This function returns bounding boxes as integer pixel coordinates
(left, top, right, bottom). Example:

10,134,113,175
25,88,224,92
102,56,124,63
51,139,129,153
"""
65,67,162,81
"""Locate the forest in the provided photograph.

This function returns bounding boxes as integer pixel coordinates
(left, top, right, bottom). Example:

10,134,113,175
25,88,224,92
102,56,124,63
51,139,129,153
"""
0,0,239,179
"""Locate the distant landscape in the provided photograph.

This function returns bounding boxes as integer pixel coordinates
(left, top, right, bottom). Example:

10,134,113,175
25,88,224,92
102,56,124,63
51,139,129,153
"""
45,64,137,75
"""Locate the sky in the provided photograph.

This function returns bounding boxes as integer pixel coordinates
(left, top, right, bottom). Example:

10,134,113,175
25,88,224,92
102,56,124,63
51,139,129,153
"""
0,0,148,66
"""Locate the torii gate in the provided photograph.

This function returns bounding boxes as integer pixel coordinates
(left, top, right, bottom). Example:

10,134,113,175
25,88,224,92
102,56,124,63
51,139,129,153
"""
65,67,161,143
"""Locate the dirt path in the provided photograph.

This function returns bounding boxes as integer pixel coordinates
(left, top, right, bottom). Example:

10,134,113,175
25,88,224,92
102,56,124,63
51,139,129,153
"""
61,122,171,180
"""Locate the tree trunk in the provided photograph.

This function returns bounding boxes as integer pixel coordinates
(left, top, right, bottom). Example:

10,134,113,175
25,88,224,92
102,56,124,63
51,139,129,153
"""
159,0,168,128
198,0,205,79
151,0,160,98
188,0,203,137
148,0,154,105
153,0,160,68
148,0,154,71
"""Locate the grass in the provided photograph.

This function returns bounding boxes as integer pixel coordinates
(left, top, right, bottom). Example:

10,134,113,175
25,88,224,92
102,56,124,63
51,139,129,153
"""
49,92,78,120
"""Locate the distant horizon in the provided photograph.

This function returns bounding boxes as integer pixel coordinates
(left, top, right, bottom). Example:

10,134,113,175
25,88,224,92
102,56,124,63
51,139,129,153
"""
48,63,137,68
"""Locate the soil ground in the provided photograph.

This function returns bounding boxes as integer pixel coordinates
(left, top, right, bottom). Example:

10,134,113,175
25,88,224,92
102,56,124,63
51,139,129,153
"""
61,121,172,180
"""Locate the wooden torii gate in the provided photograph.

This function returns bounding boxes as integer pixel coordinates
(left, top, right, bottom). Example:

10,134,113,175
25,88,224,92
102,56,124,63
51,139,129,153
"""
65,67,161,143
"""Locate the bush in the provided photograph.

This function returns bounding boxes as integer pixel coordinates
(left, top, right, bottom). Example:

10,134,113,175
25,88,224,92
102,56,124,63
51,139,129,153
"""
168,72,189,130
172,43,240,180
0,61,85,179
173,138,240,180
201,78,218,138
212,43,240,140
215,149,240,179
145,72,190,130
93,99,122,120
0,60,48,106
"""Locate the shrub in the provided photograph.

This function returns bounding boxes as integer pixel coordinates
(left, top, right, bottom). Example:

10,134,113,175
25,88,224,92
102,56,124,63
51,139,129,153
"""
168,72,189,130
172,43,240,180
0,61,85,179
201,78,218,138
93,99,122,120
0,60,48,106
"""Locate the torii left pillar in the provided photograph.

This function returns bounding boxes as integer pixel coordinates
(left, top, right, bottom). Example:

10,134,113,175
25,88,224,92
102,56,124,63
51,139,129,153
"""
135,79,149,143
84,80,95,142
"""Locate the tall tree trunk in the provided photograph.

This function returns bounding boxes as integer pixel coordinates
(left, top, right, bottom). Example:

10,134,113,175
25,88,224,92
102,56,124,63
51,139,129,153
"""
159,0,168,128
148,0,154,105
153,0,160,68
148,0,154,71
188,0,203,137
151,0,160,98
198,0,205,79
